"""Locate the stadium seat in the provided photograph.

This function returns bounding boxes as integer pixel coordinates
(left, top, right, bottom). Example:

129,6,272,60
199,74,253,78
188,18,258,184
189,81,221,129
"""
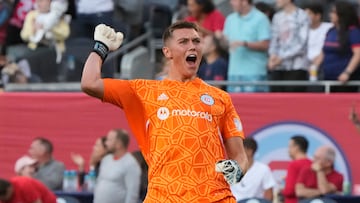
120,46,154,79
298,197,337,203
237,197,272,203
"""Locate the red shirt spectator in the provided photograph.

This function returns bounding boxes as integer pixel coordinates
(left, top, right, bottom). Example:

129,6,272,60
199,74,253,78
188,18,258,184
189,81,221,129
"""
184,0,225,35
0,176,57,203
185,9,225,33
282,158,312,203
297,166,343,193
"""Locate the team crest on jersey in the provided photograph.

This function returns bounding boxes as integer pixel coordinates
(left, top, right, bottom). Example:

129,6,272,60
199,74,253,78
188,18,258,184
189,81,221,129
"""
234,118,243,131
200,94,214,106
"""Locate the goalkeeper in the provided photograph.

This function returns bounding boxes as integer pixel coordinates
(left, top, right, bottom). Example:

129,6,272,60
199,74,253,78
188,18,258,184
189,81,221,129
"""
81,21,248,202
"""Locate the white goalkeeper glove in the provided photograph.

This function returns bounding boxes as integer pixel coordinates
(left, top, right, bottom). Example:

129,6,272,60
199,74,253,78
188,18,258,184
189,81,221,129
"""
215,159,244,185
93,24,124,61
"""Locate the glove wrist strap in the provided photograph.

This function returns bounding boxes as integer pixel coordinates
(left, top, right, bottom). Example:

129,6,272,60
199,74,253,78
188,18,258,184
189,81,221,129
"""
93,41,109,62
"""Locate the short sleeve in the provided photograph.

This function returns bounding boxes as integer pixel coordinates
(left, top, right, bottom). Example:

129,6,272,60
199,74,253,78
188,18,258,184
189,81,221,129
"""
257,14,271,41
220,94,245,139
349,28,360,48
262,165,277,190
102,79,135,108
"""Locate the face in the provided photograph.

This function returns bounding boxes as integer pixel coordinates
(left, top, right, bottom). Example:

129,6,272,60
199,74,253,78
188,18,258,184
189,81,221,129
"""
19,165,36,177
288,139,297,160
92,138,107,157
276,0,291,9
230,0,250,14
105,131,117,153
329,6,338,25
36,0,51,13
305,9,319,27
313,147,332,169
163,28,203,79
28,140,45,160
187,0,202,18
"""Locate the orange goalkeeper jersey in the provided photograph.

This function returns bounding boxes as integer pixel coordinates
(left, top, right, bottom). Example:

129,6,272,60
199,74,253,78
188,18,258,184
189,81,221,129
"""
103,78,244,203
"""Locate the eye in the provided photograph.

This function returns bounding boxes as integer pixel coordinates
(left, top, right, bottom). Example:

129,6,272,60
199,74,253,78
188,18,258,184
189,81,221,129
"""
193,39,201,44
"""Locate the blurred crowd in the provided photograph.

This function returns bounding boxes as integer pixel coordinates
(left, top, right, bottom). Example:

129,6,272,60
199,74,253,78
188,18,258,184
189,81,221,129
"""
0,0,359,93
0,131,351,203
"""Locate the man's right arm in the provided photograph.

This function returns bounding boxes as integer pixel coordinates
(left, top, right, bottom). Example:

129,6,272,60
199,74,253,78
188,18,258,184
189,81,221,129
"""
81,52,105,100
81,24,123,100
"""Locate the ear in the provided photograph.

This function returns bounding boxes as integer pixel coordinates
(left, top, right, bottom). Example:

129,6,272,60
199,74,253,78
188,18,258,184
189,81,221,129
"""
162,47,173,59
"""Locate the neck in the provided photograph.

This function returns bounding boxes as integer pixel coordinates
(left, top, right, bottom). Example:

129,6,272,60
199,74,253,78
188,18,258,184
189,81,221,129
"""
113,149,126,159
196,13,206,22
248,157,254,167
311,21,321,29
37,155,51,165
167,70,196,82
239,6,252,16
294,153,307,160
283,3,296,13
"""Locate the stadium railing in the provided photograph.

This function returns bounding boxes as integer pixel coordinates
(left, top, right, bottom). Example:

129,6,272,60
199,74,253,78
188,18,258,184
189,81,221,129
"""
4,80,360,93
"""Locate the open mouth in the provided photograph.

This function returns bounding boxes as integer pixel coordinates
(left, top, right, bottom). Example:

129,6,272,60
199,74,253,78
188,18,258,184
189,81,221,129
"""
186,54,197,64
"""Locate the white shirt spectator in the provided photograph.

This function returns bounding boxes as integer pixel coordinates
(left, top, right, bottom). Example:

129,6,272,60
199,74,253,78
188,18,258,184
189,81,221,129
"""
230,161,276,201
307,22,333,61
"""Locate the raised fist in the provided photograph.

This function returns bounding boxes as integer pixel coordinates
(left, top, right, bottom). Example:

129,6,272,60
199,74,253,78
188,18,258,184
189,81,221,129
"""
94,24,124,51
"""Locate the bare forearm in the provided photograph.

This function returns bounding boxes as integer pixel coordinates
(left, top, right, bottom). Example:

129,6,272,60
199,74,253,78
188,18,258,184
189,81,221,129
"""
246,40,269,52
81,52,104,99
225,137,249,173
264,188,274,201
296,184,322,198
344,50,360,74
317,171,336,194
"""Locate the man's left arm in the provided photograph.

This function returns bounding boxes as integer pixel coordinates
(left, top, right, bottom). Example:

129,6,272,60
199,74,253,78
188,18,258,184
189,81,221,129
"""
223,136,248,175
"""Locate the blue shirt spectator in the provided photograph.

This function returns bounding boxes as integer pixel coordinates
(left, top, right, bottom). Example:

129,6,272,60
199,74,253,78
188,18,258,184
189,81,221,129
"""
224,3,270,93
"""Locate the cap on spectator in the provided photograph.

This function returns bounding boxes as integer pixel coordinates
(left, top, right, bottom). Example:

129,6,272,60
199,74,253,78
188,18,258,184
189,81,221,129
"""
14,155,37,174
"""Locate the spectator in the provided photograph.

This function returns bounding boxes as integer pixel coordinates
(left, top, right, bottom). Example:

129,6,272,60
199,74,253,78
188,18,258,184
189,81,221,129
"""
312,1,360,92
70,0,114,39
14,155,37,177
268,0,310,92
296,146,343,199
0,0,36,56
303,3,332,82
28,137,65,190
0,177,57,203
94,129,141,203
71,136,108,186
15,0,70,82
198,33,228,90
224,0,271,93
20,0,69,55
0,0,12,47
184,0,225,35
231,137,276,202
281,135,312,203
